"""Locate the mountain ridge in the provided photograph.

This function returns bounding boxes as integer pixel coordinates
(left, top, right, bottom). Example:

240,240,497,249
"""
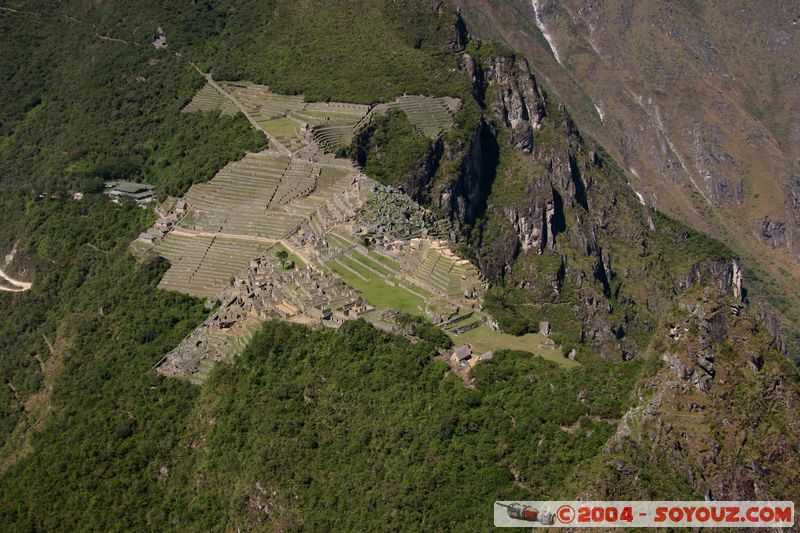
0,1,798,528
451,0,800,359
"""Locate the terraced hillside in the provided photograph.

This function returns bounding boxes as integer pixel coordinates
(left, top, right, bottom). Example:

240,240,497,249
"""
300,103,371,150
144,76,369,299
155,234,267,299
182,150,292,235
220,82,306,121
151,76,559,381
181,83,238,116
324,230,433,316
320,231,485,325
205,81,460,154
370,95,461,138
219,82,371,152
145,151,357,297
311,121,360,153
410,240,477,299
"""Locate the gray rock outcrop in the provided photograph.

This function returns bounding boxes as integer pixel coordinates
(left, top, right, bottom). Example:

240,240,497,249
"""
482,54,546,154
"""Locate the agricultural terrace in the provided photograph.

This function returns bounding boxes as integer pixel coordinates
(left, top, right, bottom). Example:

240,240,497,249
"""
181,150,306,237
144,143,358,298
188,80,459,154
153,79,569,369
181,83,238,116
155,233,267,299
220,82,306,121
409,240,478,299
370,95,460,138
300,101,371,153
313,227,574,366
320,227,480,316
326,232,431,317
218,82,371,152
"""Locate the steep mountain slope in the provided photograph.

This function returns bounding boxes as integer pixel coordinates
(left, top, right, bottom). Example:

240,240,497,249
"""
572,265,800,501
452,0,800,358
351,21,800,503
356,44,738,354
0,0,799,529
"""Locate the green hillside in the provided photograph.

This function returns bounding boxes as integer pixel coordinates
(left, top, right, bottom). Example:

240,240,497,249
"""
1,315,645,530
1,0,798,529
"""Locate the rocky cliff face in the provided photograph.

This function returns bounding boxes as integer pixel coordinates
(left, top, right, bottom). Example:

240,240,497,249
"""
481,53,546,154
757,216,800,260
446,28,800,507
455,50,586,270
351,6,792,365
451,0,800,358
349,6,800,504
432,118,498,234
414,47,757,359
396,139,444,207
457,52,621,345
578,280,800,502
453,0,800,254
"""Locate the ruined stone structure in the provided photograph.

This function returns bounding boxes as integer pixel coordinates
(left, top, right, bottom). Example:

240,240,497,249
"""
157,253,371,384
152,80,491,383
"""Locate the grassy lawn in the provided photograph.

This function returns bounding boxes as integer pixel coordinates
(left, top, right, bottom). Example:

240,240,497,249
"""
319,166,352,184
369,251,401,271
295,110,363,123
330,261,426,316
340,256,376,280
351,251,393,276
272,243,306,271
328,228,357,244
325,233,353,251
260,117,300,138
451,326,578,368
177,211,196,228
398,279,433,299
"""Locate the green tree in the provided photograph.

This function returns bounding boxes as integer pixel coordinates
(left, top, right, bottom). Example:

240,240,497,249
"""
276,249,289,268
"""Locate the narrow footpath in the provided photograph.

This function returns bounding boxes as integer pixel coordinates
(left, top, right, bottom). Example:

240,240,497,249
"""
0,268,31,292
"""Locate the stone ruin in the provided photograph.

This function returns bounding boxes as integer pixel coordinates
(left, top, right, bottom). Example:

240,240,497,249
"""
354,182,449,241
151,81,505,384
156,176,490,383
156,252,372,383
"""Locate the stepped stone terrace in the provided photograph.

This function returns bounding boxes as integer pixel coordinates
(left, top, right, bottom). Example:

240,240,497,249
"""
148,77,548,383
368,95,461,138
141,147,359,299
181,82,238,116
156,253,371,384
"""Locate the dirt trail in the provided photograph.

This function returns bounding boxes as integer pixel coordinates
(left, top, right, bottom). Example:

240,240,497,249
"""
169,228,277,245
0,5,83,23
1,330,66,473
0,268,31,292
96,34,136,46
189,62,292,155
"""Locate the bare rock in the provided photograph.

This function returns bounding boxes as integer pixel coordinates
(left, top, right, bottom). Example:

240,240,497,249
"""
152,27,167,49
746,351,764,372
483,54,546,154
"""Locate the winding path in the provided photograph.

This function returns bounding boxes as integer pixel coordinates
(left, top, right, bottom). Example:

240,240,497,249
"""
0,268,31,292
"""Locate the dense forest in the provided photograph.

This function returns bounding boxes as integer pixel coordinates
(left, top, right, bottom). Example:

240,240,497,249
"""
1,311,658,530
1,0,798,530
352,109,435,187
